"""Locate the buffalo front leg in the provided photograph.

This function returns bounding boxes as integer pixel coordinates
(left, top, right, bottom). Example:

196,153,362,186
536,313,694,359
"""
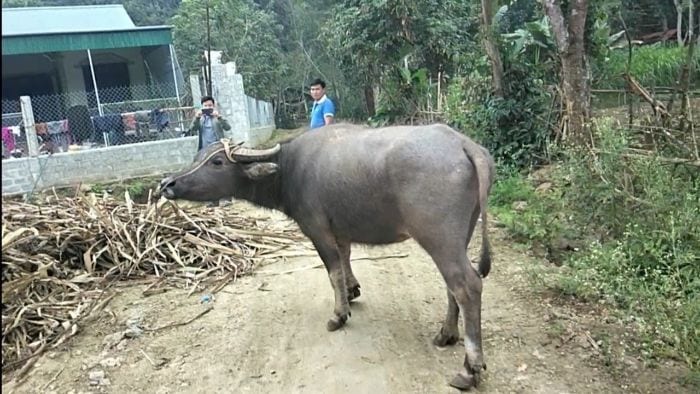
309,235,351,332
433,288,460,347
338,240,361,302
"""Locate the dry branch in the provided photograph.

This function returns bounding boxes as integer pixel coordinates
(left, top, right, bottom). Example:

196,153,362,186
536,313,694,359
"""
623,74,670,118
1,194,309,378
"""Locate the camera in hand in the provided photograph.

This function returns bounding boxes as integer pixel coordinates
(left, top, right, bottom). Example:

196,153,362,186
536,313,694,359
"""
202,108,214,116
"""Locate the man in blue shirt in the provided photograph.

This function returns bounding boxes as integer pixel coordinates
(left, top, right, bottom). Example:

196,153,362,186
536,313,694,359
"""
309,78,335,129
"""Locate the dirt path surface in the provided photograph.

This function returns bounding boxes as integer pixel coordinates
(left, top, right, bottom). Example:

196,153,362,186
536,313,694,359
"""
5,202,689,394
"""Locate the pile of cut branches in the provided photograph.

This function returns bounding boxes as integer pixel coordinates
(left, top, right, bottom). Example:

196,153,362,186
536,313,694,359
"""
1,193,308,377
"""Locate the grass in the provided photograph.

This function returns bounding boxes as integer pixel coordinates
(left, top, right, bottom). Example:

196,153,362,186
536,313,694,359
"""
594,44,698,90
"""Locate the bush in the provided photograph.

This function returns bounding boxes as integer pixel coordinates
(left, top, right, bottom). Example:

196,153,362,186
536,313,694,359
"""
557,120,699,368
446,62,554,168
493,118,700,370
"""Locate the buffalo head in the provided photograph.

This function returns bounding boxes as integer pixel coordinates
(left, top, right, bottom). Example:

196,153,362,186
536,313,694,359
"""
158,139,281,202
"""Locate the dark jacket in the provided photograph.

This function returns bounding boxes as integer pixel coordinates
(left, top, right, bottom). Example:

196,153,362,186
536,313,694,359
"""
187,114,232,151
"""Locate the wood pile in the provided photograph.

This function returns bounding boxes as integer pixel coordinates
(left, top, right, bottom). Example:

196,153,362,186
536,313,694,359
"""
1,192,307,377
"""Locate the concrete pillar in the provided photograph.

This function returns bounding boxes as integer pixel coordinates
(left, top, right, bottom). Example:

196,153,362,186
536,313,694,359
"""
190,74,202,107
20,96,39,157
211,61,250,144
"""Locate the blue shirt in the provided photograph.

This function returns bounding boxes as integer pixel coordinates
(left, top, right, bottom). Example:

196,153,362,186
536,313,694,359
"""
200,115,218,148
310,95,335,129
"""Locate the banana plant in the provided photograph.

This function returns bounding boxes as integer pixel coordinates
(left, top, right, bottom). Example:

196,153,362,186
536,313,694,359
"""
501,16,555,64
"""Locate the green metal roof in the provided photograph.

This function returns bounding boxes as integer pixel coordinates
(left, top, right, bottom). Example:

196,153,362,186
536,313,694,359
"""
1,5,173,55
2,27,173,55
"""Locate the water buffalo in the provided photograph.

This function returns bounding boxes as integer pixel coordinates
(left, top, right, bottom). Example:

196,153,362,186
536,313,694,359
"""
158,123,495,390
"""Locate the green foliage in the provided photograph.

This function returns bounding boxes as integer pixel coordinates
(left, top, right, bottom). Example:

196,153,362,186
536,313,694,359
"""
121,0,181,25
368,67,437,126
617,0,677,38
495,0,539,34
586,2,625,62
127,181,146,197
493,119,700,371
325,0,476,79
489,164,568,249
443,4,558,169
323,0,479,122
446,61,554,168
489,165,534,207
490,172,551,243
501,16,555,64
90,183,105,195
172,0,285,99
1,0,181,26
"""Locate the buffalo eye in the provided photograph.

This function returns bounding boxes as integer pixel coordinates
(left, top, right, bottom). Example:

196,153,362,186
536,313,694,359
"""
211,157,224,166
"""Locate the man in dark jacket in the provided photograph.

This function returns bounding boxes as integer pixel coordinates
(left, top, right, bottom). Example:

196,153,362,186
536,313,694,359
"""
187,95,232,207
188,95,231,151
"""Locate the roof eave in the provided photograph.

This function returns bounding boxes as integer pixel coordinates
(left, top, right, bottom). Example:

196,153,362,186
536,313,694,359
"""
1,25,173,38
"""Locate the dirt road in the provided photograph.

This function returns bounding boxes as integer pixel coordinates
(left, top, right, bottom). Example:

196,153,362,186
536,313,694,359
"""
5,202,689,394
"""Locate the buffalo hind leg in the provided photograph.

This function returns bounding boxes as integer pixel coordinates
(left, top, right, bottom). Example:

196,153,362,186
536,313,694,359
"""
433,288,460,347
419,237,485,391
308,233,351,332
338,240,361,302
446,258,485,390
432,208,480,348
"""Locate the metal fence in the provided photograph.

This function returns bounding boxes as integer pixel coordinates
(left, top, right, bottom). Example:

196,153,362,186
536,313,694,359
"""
1,81,199,158
3,74,277,161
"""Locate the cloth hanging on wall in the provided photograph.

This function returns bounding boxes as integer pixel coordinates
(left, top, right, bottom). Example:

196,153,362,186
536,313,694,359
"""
122,113,137,135
1,127,16,152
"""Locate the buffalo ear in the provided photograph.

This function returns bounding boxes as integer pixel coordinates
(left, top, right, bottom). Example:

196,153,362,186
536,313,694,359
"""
241,162,278,180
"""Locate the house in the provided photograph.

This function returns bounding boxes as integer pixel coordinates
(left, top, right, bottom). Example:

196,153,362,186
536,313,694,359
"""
1,4,185,127
1,5,276,195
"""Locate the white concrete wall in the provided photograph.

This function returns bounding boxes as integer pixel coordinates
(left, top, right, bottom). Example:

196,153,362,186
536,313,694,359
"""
2,136,196,196
2,126,275,196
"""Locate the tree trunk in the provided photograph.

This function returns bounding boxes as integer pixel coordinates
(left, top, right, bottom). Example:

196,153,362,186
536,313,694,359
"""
364,85,376,117
543,0,591,146
481,0,505,98
661,13,668,32
678,0,695,131
674,0,683,45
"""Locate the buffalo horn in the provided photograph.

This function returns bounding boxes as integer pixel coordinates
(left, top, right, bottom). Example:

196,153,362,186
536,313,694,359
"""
231,144,281,162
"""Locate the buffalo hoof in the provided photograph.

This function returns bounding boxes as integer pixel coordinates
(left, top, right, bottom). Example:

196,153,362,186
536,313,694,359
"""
449,370,479,391
433,328,460,347
326,313,348,331
347,285,361,302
